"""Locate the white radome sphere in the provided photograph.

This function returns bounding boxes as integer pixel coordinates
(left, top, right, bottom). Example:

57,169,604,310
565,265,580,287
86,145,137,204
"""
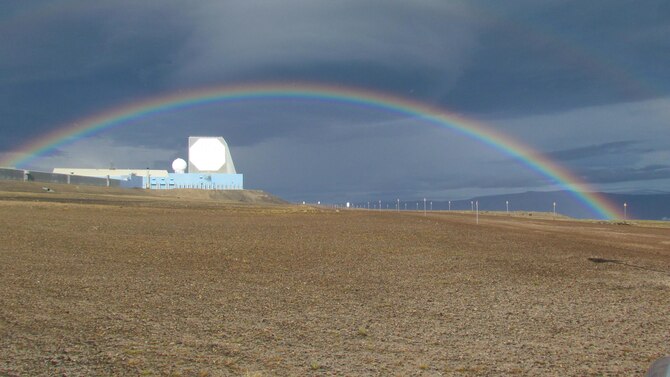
172,158,187,173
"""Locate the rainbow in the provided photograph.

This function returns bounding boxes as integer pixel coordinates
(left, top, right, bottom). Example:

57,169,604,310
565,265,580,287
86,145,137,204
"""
1,82,622,219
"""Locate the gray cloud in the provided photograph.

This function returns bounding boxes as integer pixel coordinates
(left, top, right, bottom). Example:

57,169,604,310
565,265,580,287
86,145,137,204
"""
27,137,180,171
0,2,189,84
579,164,670,184
547,141,653,161
170,1,479,88
440,0,670,114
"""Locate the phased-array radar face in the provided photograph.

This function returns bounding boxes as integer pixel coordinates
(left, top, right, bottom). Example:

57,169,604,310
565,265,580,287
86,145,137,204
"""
190,139,226,170
188,136,237,174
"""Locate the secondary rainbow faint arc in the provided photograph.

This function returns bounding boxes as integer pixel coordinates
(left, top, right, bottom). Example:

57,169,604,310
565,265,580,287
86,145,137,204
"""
2,82,622,219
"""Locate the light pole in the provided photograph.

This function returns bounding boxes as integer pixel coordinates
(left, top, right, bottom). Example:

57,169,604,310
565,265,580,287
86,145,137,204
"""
430,201,433,211
506,200,509,215
397,198,400,212
379,200,381,212
470,201,474,212
423,198,427,216
553,202,556,219
624,202,627,223
476,200,479,224
448,200,451,211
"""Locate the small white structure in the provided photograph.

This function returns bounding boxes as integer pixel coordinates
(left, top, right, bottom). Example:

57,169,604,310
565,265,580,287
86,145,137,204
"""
171,158,187,174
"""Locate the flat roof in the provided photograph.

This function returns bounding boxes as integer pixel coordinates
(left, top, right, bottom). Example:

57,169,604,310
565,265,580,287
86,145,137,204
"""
53,168,169,177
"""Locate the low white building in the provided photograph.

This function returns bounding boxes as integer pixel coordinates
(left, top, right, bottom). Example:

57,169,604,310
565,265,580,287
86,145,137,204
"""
52,136,242,190
52,168,168,178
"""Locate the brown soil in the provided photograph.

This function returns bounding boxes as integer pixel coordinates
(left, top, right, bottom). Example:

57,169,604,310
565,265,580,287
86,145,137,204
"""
0,183,668,376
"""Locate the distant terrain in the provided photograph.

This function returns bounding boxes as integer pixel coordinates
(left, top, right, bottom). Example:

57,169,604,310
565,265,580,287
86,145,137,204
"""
1,182,668,375
429,190,670,220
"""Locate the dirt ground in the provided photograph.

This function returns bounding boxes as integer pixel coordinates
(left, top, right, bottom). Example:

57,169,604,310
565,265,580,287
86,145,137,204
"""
1,183,669,376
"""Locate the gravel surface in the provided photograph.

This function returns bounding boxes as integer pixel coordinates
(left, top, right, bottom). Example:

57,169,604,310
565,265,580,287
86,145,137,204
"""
0,186,669,376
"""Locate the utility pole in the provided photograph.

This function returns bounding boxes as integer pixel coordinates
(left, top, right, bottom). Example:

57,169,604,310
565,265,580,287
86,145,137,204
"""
553,202,556,219
624,202,627,223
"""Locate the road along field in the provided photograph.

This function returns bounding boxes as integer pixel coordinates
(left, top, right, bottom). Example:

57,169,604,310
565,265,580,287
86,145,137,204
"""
0,185,669,376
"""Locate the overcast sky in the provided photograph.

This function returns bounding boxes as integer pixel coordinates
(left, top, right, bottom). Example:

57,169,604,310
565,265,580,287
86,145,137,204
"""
1,1,669,202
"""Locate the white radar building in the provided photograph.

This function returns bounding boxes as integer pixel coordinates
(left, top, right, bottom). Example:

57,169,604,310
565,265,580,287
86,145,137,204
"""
188,136,237,174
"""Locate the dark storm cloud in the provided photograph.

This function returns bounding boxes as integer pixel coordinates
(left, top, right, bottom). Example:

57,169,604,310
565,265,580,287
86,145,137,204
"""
0,1,474,150
165,0,670,114
2,1,668,135
0,1,191,150
443,0,670,115
165,0,481,110
0,2,190,84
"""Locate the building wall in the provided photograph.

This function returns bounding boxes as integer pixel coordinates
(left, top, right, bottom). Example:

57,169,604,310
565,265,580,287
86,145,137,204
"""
119,175,145,188
0,167,127,187
0,168,26,181
1,167,238,190
147,173,243,190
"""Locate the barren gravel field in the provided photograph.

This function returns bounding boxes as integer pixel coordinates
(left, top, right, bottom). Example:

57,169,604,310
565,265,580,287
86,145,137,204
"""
1,182,669,376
